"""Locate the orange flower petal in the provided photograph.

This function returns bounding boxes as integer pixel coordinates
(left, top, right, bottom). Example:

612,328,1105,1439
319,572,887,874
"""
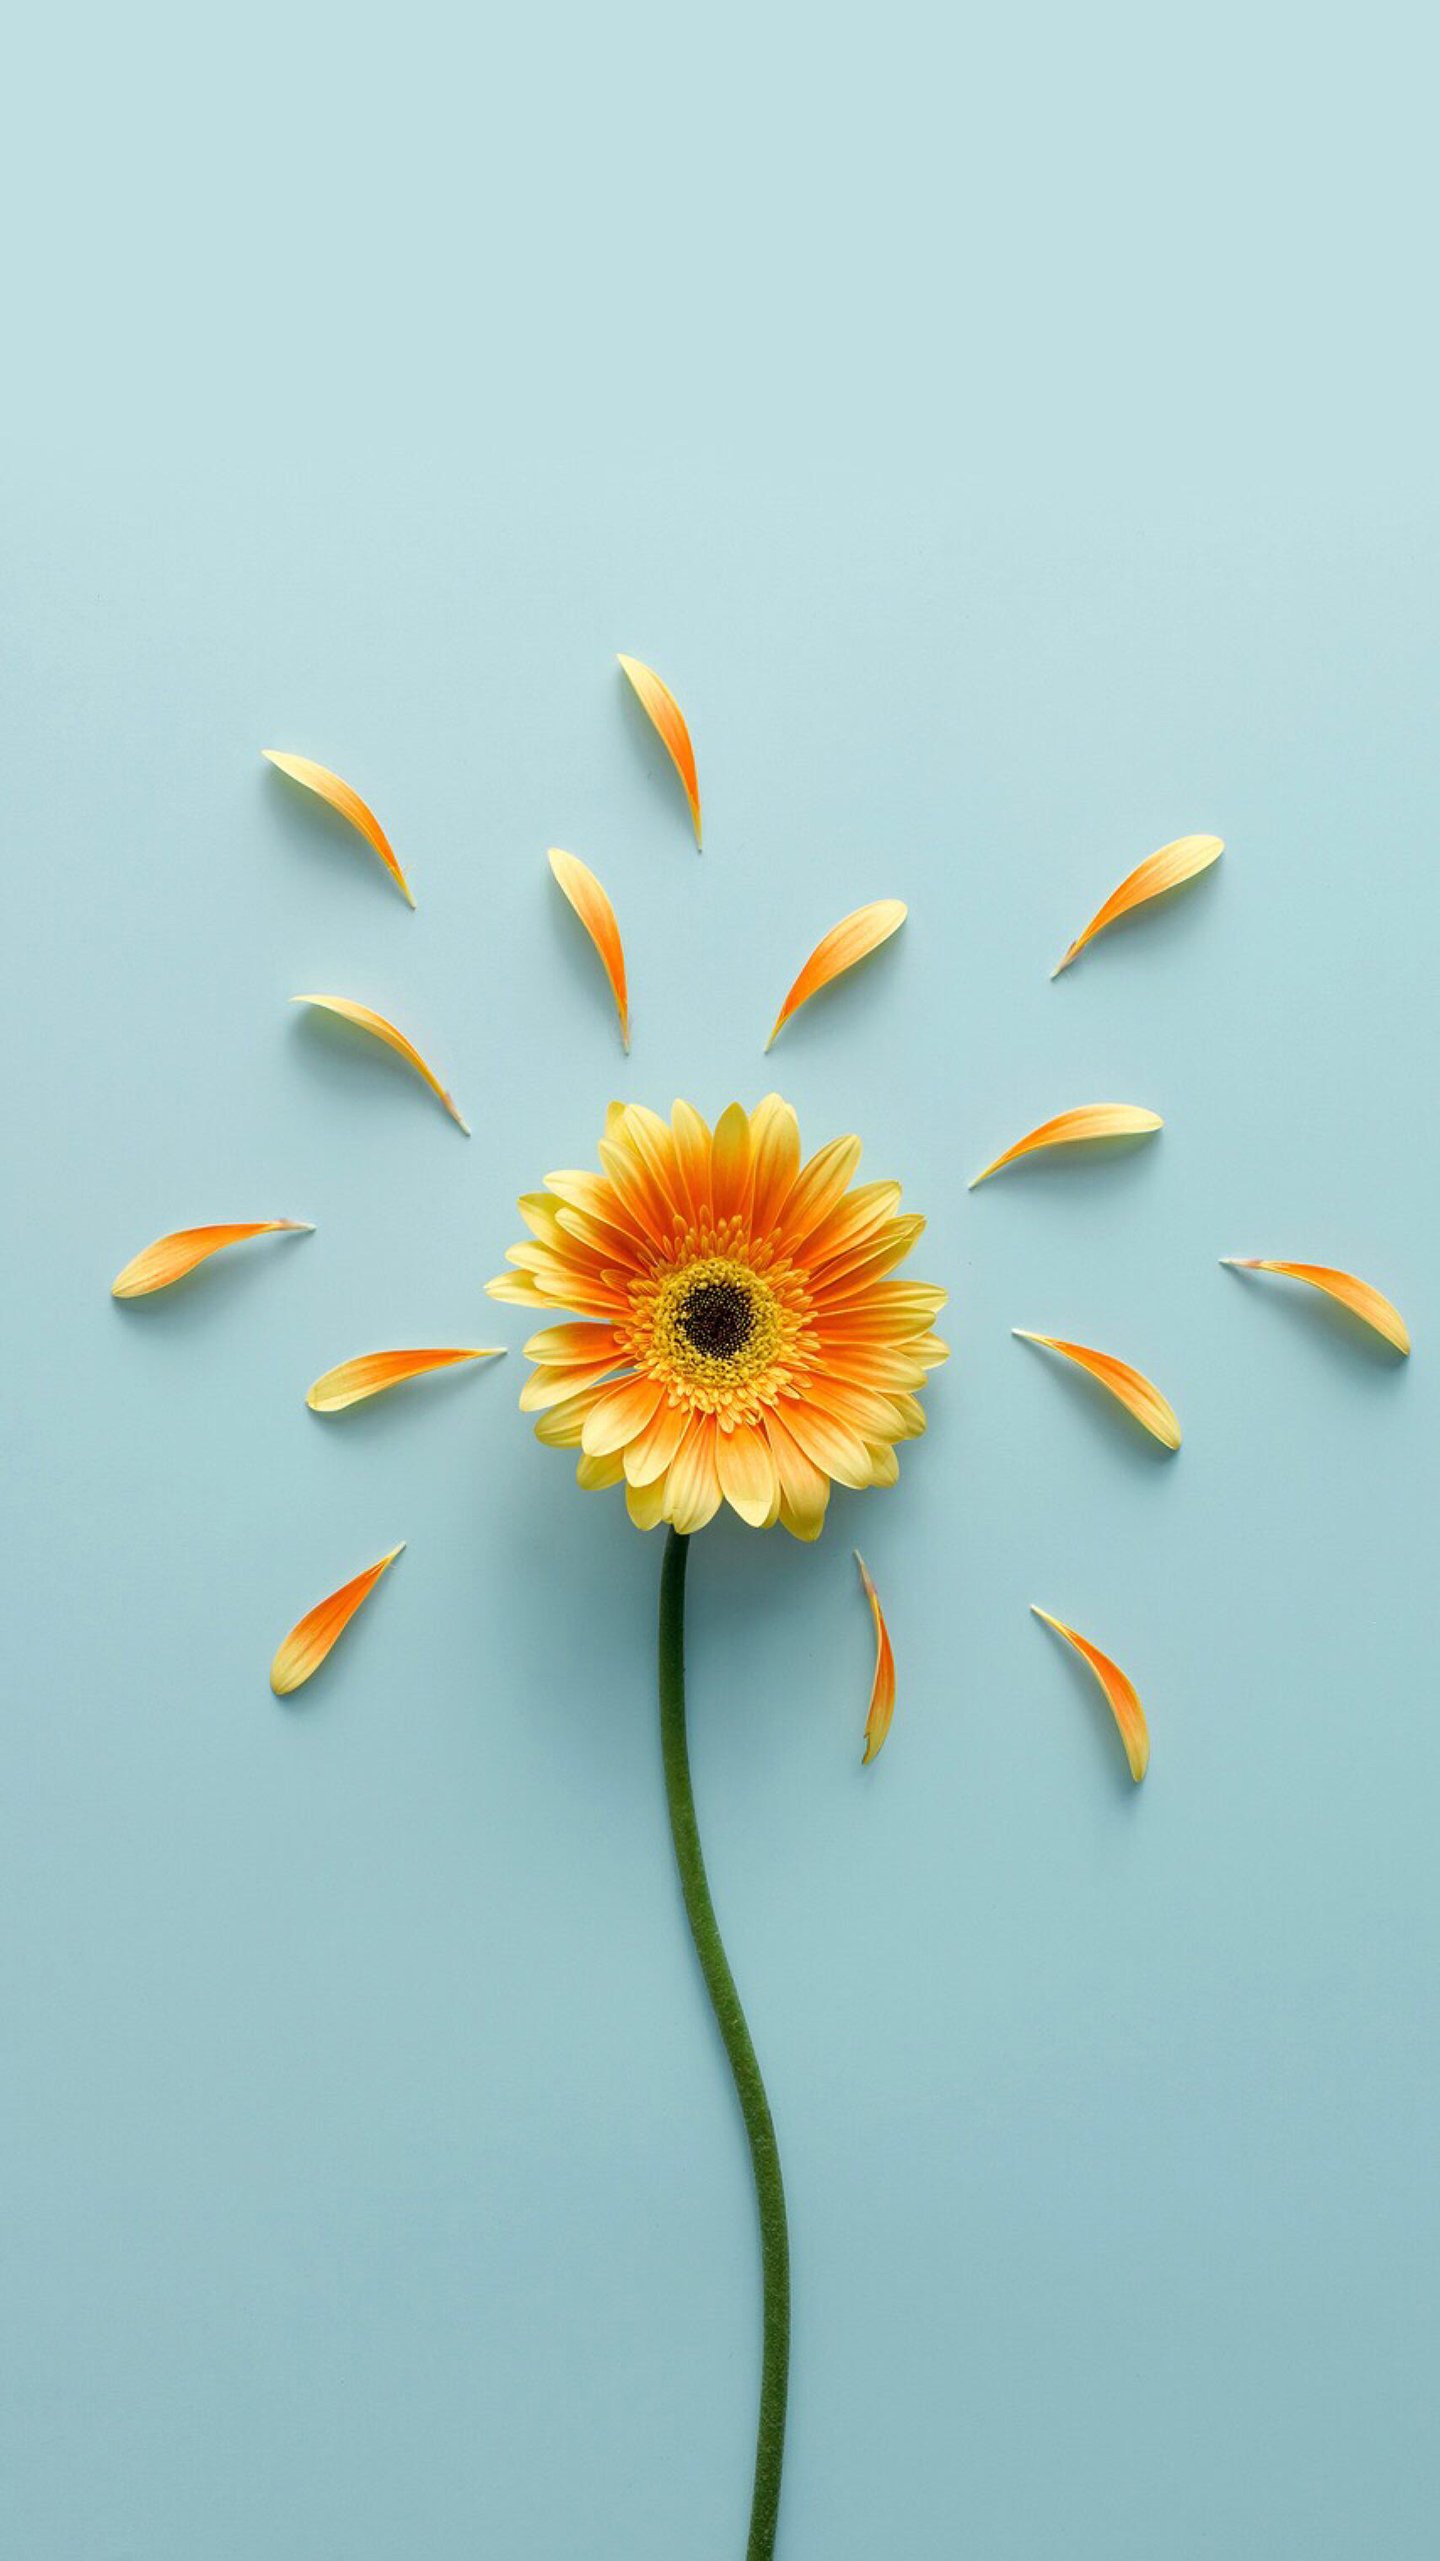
855,1551,896,1765
111,1220,312,1299
1031,1606,1149,1782
293,994,469,1133
969,1104,1162,1188
617,654,702,845
1013,1331,1181,1449
306,1347,504,1413
1053,833,1222,975
548,848,630,1049
766,900,907,1049
1220,1259,1411,1354
262,751,416,907
270,1545,405,1697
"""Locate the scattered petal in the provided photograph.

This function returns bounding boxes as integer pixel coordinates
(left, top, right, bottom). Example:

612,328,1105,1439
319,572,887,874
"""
270,1545,405,1696
262,751,415,907
970,1105,1162,1188
293,994,469,1132
855,1551,897,1765
548,849,630,1048
1031,1606,1149,1782
617,654,702,845
766,900,908,1049
1013,1331,1181,1449
1220,1259,1410,1354
111,1220,312,1299
306,1347,504,1413
1053,834,1222,974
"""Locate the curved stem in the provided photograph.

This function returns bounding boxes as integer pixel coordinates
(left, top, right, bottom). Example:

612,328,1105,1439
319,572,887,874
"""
658,1527,790,2561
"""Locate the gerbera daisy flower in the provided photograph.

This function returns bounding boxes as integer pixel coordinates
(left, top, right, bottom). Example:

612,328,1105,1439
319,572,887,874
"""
488,1095,948,1537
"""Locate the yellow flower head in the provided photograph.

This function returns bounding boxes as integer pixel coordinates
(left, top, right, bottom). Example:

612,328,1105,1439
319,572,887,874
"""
489,1097,948,1537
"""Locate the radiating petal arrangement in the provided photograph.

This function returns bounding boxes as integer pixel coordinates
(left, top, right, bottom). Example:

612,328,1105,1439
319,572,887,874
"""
112,1220,312,1298
493,1096,947,1540
855,1551,897,1764
270,1546,405,1696
766,900,907,1048
617,654,702,845
263,750,416,907
1013,1331,1182,1449
292,993,470,1132
306,1347,505,1412
1031,1606,1150,1782
1220,1258,1410,1353
970,1104,1163,1188
548,847,630,1049
1052,833,1222,975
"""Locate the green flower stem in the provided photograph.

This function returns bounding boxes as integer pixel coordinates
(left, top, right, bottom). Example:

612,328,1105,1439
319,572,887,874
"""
658,1527,791,2561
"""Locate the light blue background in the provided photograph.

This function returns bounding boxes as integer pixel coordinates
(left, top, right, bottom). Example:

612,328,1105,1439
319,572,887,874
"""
6,10,1439,2556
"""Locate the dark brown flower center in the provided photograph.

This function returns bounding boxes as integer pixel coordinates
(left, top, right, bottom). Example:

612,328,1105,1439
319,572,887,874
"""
677,1278,755,1360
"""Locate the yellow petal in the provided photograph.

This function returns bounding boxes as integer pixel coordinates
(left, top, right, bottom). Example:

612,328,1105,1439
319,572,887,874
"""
547,848,630,1048
262,751,416,907
617,653,702,845
1053,833,1222,974
1031,1606,1149,1782
270,1545,404,1696
1221,1259,1410,1354
855,1552,896,1765
306,1347,504,1413
1013,1332,1181,1449
969,1104,1162,1187
293,994,469,1133
766,900,907,1049
111,1220,312,1299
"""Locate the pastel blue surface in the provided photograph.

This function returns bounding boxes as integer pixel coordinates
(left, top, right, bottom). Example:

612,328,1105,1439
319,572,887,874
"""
6,14,1439,2557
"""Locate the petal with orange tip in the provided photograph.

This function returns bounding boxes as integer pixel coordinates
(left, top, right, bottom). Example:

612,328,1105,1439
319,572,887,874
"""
969,1104,1162,1188
270,1545,404,1697
1013,1331,1181,1449
306,1347,504,1413
112,1220,312,1299
617,654,702,845
1220,1259,1410,1354
262,751,415,907
766,900,907,1049
292,994,469,1132
1031,1606,1149,1783
548,848,630,1049
855,1551,896,1765
1053,833,1222,975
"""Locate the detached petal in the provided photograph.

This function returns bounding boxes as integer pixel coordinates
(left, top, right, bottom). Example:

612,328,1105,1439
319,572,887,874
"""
112,1220,311,1298
855,1552,896,1764
293,994,469,1132
1054,834,1222,974
970,1104,1162,1187
1031,1606,1149,1782
306,1347,504,1412
766,900,907,1048
1221,1259,1410,1354
548,849,630,1048
270,1546,404,1696
1013,1332,1181,1449
617,654,702,844
263,751,415,906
